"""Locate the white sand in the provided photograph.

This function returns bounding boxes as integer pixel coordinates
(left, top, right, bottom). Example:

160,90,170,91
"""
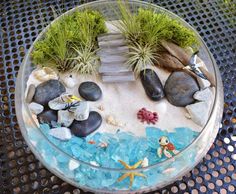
27,66,201,137
26,21,203,137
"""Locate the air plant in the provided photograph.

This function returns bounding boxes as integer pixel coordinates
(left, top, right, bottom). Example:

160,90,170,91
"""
31,9,107,73
72,44,99,75
127,43,159,75
115,0,200,75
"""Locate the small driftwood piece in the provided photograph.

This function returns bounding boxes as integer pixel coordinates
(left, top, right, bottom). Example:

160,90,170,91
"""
160,41,215,86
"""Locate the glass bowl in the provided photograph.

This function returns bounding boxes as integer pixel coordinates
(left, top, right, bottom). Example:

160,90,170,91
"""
15,0,224,193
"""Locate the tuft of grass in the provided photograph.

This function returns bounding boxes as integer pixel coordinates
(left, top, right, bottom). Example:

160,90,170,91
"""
72,44,99,75
126,43,159,75
116,1,200,75
31,10,107,73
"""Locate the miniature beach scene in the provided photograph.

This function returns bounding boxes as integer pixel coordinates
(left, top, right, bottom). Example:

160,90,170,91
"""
23,1,216,190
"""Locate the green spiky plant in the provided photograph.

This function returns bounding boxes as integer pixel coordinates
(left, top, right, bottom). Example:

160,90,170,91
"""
116,0,200,75
71,44,99,74
31,9,107,73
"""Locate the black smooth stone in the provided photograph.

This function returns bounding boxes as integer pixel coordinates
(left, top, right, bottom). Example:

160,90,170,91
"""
33,79,66,106
164,71,200,107
78,81,102,101
140,69,165,101
70,111,102,137
37,109,58,124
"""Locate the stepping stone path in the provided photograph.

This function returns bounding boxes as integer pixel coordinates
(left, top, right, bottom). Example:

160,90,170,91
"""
97,33,135,82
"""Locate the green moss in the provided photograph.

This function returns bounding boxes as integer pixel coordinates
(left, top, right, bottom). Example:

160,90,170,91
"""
128,8,200,49
116,1,200,75
31,10,107,72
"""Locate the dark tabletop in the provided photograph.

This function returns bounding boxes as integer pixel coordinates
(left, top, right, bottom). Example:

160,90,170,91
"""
0,0,236,193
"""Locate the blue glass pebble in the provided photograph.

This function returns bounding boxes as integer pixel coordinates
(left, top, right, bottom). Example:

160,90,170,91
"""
32,123,199,190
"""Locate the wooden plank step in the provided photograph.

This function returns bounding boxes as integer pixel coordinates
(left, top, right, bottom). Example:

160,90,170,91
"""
101,71,134,76
96,46,129,56
97,33,124,42
99,64,130,74
98,39,127,48
100,55,129,63
102,73,135,82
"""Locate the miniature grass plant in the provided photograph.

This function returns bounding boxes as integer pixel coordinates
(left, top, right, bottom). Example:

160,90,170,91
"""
116,1,200,75
31,9,107,74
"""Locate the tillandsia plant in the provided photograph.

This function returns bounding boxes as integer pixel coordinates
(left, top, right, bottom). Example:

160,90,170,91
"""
31,9,107,73
71,44,100,74
116,0,200,75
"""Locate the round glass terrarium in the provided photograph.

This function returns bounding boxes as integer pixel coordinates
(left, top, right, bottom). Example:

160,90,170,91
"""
15,0,224,193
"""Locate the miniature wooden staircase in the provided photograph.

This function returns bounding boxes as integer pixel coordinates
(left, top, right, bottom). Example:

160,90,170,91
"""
97,33,135,82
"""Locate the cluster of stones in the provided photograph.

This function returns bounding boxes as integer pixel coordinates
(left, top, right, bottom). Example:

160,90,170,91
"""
26,76,103,140
139,53,213,127
97,33,135,82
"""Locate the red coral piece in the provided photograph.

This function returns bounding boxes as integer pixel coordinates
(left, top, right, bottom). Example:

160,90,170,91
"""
137,108,158,124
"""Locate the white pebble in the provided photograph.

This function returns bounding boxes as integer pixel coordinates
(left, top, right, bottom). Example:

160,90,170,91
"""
90,161,99,166
186,101,210,127
193,87,213,102
69,159,80,170
62,75,76,88
197,76,211,89
49,127,72,141
141,157,149,167
29,102,44,115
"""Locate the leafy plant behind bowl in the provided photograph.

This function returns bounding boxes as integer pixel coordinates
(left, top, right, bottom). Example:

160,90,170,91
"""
31,9,107,73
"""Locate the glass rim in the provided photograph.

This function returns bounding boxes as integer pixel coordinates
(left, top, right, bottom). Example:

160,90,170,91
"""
16,0,222,173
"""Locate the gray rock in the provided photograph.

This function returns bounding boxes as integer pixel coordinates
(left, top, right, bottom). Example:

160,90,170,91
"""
33,79,66,106
79,82,102,101
37,109,58,124
26,84,36,103
73,101,90,121
193,87,213,102
58,110,74,127
186,101,210,127
29,102,44,115
164,71,200,107
140,69,165,101
70,111,102,137
49,127,72,140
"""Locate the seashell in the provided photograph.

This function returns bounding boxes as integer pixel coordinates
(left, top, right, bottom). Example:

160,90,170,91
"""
185,112,191,119
61,75,76,88
49,127,72,140
98,142,108,148
106,115,123,127
26,84,36,103
33,67,58,82
98,105,105,111
162,167,175,174
32,114,40,128
141,157,149,167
